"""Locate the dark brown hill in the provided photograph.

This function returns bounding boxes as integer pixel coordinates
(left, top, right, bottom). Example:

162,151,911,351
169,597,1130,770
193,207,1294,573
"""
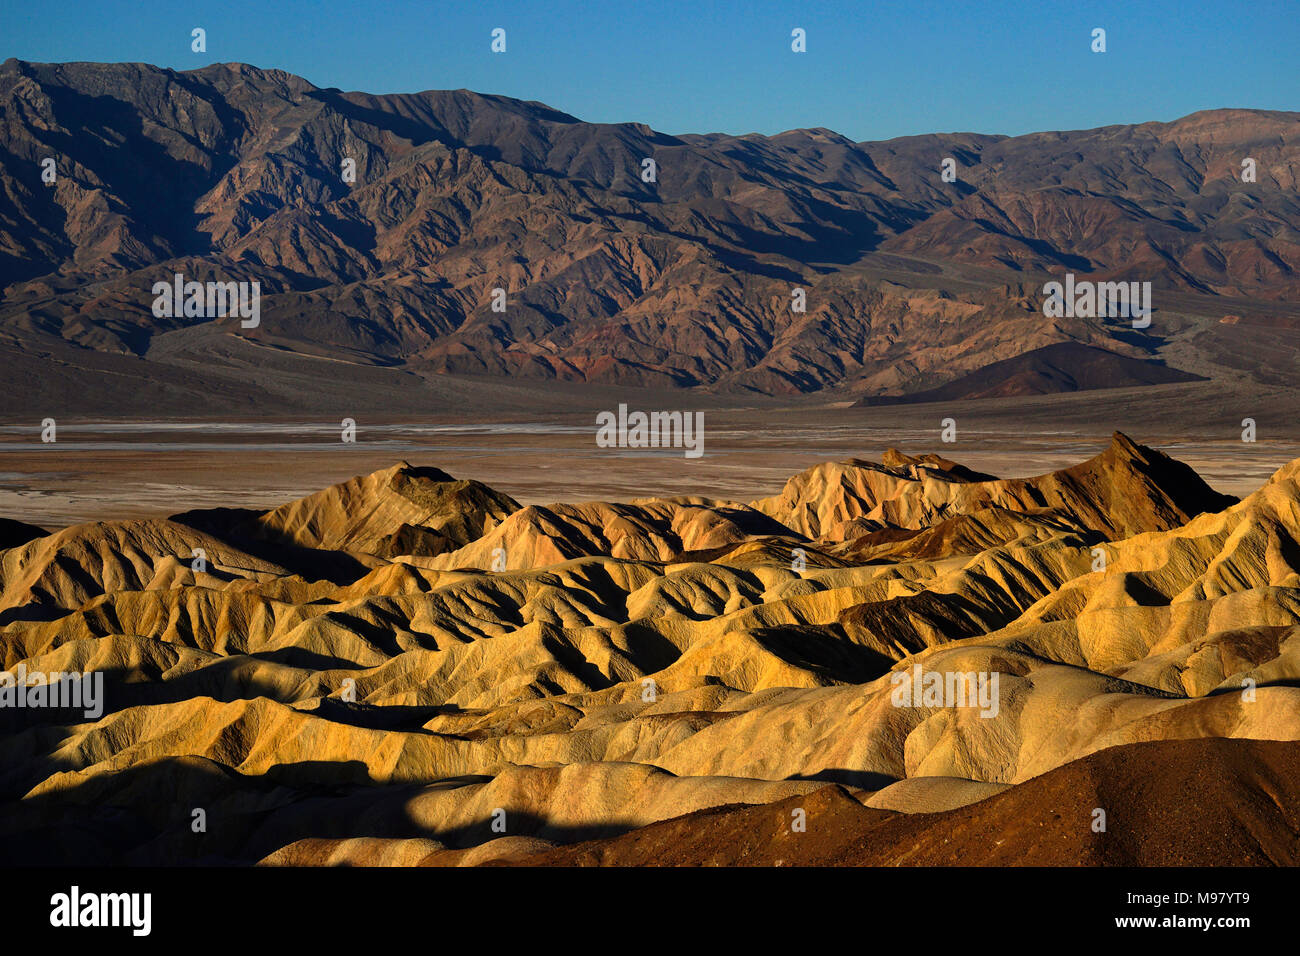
502,738,1300,866
856,342,1205,404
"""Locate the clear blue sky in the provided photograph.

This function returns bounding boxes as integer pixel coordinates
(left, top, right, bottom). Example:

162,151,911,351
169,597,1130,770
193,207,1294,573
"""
3,0,1296,141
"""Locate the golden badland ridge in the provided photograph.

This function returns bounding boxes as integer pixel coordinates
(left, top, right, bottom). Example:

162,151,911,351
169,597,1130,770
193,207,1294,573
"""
2,433,1298,866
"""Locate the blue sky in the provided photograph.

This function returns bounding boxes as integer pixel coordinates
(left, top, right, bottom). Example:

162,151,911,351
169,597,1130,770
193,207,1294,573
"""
2,0,1296,141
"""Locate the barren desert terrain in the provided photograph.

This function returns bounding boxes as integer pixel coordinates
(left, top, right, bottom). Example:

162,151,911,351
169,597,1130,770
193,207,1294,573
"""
2,55,1299,872
2,432,1300,865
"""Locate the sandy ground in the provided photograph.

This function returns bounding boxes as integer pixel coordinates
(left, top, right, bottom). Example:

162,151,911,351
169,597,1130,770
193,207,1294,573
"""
1,391,1295,528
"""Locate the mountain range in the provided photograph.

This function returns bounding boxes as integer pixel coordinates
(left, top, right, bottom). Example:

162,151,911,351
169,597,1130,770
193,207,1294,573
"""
2,59,1298,410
